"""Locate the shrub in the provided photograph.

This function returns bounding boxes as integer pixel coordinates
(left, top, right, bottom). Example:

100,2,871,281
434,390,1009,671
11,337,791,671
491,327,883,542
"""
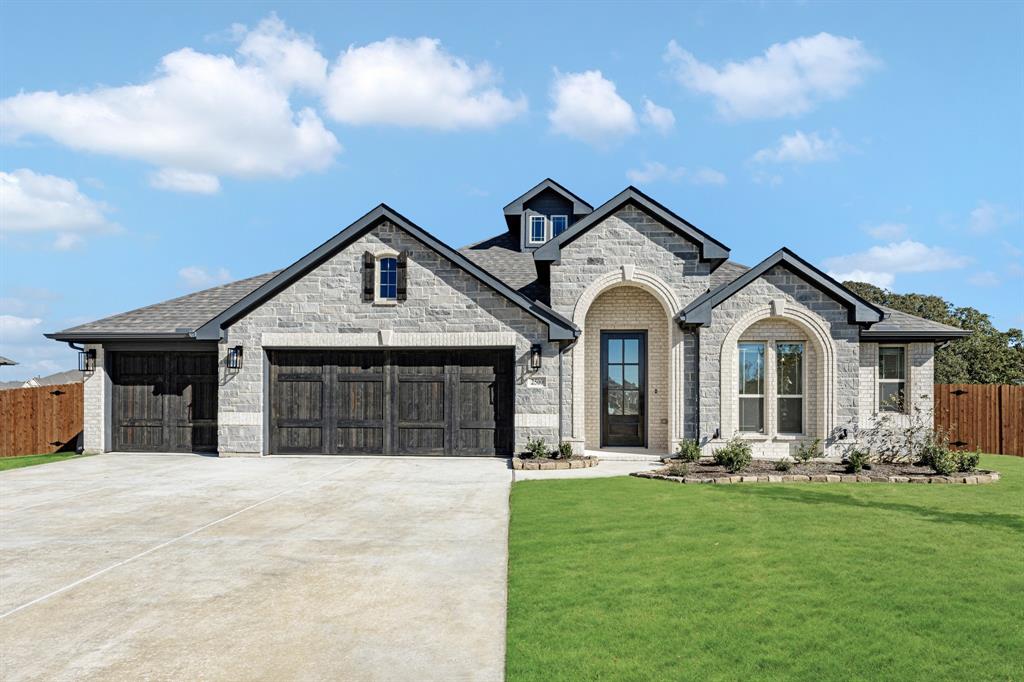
523,438,549,459
773,457,793,472
713,438,753,473
925,446,957,475
556,441,575,460
792,438,821,465
956,449,981,473
676,439,702,463
665,461,689,477
844,449,871,474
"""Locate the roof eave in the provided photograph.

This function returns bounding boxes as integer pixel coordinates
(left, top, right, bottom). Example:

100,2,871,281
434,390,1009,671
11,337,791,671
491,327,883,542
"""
44,331,197,342
860,330,972,342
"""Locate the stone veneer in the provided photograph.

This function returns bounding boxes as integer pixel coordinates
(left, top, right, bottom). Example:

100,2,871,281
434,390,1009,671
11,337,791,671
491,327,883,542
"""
218,220,558,455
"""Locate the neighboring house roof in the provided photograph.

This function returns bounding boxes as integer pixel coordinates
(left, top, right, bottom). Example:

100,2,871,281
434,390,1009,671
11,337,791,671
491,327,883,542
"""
502,178,594,217
193,204,578,341
0,380,25,390
679,247,884,326
24,369,83,387
47,272,280,341
0,355,17,366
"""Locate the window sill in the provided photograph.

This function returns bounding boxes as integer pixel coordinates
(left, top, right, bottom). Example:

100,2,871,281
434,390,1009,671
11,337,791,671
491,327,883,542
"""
372,299,398,307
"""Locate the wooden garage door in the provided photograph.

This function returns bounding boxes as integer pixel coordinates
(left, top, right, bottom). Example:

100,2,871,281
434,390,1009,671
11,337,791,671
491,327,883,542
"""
111,351,218,453
269,349,513,456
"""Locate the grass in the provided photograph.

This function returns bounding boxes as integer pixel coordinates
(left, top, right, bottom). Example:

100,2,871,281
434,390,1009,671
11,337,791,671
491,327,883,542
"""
0,452,83,471
507,454,1024,681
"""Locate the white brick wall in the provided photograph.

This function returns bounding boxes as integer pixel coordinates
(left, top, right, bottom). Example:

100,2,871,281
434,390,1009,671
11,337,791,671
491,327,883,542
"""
81,344,107,453
857,341,935,428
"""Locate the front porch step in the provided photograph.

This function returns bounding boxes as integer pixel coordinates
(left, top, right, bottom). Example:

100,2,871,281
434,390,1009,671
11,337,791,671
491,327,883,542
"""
585,449,666,462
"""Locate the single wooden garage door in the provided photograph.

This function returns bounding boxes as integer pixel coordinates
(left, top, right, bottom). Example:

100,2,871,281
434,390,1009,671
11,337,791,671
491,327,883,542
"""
111,351,218,453
269,349,513,456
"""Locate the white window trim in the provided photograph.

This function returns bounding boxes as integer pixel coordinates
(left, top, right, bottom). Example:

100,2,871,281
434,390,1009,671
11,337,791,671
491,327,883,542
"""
551,214,568,237
528,215,547,244
373,248,400,305
877,344,907,413
738,341,766,434
776,341,806,436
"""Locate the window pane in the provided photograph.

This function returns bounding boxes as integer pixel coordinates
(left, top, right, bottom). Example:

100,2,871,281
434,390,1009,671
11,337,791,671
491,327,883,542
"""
530,216,545,242
624,339,639,363
552,215,568,235
738,343,764,395
607,339,622,363
778,397,803,433
608,365,622,388
879,382,905,412
739,397,764,432
623,390,640,415
777,343,803,396
623,365,639,389
379,258,397,299
879,347,905,380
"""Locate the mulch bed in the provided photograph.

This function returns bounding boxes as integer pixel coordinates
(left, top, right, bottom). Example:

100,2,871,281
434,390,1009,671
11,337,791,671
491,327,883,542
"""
641,459,999,484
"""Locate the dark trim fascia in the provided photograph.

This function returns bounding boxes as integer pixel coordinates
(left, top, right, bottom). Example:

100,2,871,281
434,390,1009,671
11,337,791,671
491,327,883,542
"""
502,178,593,217
860,330,971,342
194,204,579,342
677,247,884,326
44,332,196,342
534,186,730,264
101,340,219,351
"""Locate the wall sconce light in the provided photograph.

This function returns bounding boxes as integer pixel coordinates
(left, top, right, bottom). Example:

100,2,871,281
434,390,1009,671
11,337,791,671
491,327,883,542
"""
713,427,720,440
78,349,96,372
838,428,848,440
226,346,244,370
529,344,542,371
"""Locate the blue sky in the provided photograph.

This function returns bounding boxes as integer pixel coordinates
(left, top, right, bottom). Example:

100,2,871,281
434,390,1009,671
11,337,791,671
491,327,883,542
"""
1,1,1021,380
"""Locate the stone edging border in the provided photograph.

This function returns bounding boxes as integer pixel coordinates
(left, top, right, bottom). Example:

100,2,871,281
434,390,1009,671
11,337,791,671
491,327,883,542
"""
511,456,599,471
632,470,1000,485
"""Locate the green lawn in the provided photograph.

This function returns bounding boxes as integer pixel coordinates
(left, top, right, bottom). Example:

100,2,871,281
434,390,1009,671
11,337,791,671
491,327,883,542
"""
507,455,1024,681
0,452,83,471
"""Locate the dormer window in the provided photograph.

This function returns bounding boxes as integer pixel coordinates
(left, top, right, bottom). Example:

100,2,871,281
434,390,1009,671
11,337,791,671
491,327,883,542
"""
551,215,568,237
529,215,546,244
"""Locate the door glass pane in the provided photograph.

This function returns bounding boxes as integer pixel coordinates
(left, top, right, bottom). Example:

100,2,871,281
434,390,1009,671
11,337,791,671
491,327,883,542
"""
607,391,623,415
778,397,803,434
777,343,803,395
607,339,622,363
623,390,640,415
608,365,623,388
624,339,639,363
738,343,764,395
623,365,639,389
739,397,764,432
879,347,905,380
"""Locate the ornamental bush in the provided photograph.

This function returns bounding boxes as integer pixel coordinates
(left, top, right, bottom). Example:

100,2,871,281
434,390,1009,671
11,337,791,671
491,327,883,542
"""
792,438,822,464
713,438,753,473
556,441,574,460
665,461,689,477
523,438,549,459
955,449,981,473
844,449,871,474
773,457,793,472
676,439,702,463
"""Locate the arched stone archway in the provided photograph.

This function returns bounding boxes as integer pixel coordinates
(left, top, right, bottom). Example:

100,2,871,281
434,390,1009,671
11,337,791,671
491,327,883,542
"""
569,268,683,454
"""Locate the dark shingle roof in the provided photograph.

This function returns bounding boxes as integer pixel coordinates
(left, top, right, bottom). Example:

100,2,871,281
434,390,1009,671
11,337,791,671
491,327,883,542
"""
710,260,750,289
459,232,541,296
0,355,16,366
51,271,279,337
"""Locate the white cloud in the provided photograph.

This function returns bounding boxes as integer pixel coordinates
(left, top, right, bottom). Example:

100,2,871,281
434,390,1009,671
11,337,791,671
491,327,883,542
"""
149,168,221,194
829,270,895,288
548,70,637,147
1,20,340,189
178,266,231,291
665,33,880,119
825,239,971,287
967,271,1000,287
0,314,43,343
752,170,783,187
53,233,85,251
626,162,726,186
863,222,908,240
968,200,1018,234
752,130,843,164
325,37,526,130
642,98,675,135
0,169,111,232
235,14,328,93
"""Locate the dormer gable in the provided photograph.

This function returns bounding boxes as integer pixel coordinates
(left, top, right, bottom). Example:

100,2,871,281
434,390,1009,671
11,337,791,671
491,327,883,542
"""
502,178,593,252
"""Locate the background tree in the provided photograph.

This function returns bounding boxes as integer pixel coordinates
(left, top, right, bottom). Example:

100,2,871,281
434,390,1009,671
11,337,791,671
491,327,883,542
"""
844,281,1024,385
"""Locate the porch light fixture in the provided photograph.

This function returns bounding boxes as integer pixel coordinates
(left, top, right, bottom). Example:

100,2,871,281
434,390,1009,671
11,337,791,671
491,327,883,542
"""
78,349,96,372
529,344,543,371
226,346,244,370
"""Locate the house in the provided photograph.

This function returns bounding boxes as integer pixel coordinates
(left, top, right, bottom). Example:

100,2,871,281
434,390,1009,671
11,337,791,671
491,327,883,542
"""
47,180,968,458
0,367,82,391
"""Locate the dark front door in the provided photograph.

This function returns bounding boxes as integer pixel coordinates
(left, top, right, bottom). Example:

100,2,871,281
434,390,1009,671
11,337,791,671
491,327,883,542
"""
112,351,218,453
269,349,513,456
601,332,646,448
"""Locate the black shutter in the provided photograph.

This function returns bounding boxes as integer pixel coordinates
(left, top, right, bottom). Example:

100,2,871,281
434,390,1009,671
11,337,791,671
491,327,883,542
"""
362,252,375,301
396,251,408,301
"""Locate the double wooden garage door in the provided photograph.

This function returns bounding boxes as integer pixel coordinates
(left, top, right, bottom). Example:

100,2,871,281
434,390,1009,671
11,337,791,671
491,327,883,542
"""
270,349,513,456
111,351,218,453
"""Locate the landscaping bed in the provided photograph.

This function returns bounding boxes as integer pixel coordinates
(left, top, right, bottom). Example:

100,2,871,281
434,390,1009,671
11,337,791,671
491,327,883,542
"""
637,459,998,484
512,456,598,471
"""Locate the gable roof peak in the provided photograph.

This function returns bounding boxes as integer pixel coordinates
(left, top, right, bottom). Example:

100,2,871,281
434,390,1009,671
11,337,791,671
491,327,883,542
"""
502,178,593,216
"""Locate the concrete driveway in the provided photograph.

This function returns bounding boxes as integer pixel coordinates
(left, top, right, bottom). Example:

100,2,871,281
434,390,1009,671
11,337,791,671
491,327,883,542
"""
0,454,511,681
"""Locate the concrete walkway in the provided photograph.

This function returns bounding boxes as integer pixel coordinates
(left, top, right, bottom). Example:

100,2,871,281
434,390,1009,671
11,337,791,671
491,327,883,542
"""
0,454,511,681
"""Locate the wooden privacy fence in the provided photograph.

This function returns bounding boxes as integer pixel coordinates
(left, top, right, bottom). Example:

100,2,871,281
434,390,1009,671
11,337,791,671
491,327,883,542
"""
0,382,83,457
934,384,1024,457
